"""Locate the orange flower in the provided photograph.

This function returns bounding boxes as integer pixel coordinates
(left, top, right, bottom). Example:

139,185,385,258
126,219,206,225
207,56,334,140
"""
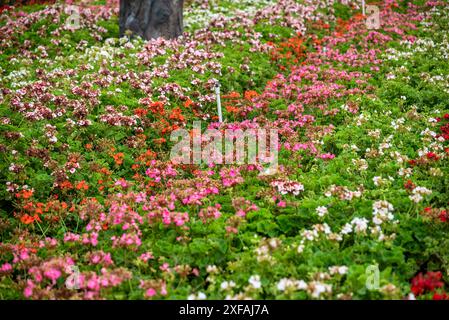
85,143,93,150
149,101,165,115
225,105,239,113
20,214,34,224
113,152,125,165
99,167,112,175
134,108,148,117
169,107,185,122
15,189,34,199
76,180,89,191
184,99,194,108
20,214,41,225
23,202,34,211
153,138,166,145
244,90,259,101
59,180,73,190
223,91,241,99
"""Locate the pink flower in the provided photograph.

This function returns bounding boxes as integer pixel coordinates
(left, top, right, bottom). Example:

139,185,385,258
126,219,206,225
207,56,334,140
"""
320,153,335,160
44,268,62,282
0,263,12,273
160,263,170,272
146,288,157,297
139,252,154,262
277,200,286,208
23,280,34,298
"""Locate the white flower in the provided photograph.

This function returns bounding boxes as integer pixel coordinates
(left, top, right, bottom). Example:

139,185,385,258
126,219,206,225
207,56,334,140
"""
276,278,307,292
352,217,369,233
372,200,395,225
296,280,308,290
373,176,383,186
220,281,236,290
309,281,332,298
409,186,432,203
277,278,288,291
316,206,328,217
329,266,349,275
341,223,353,235
302,229,318,241
206,265,219,274
249,275,262,289
407,293,416,300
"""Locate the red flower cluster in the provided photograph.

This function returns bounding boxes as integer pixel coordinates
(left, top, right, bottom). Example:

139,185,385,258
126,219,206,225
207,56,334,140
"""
439,210,448,222
411,271,446,298
404,179,416,191
436,113,449,141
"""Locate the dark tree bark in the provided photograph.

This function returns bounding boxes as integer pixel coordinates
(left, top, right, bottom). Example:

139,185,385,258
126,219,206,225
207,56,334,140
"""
119,0,184,40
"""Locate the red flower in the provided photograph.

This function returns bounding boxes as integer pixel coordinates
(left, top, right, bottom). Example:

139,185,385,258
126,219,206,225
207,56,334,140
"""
439,210,448,223
433,293,449,300
404,180,416,191
411,272,444,296
426,152,439,160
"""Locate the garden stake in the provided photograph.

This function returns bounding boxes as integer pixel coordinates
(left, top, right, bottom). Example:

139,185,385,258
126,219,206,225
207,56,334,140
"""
214,80,223,123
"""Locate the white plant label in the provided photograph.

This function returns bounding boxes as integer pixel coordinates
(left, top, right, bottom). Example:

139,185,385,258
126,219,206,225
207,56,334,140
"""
366,5,381,29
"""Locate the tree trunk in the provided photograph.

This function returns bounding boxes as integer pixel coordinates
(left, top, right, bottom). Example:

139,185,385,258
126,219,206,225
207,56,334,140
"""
119,0,184,40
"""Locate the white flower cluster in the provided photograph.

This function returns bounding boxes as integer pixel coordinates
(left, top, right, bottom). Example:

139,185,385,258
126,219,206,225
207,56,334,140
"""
276,276,333,299
398,167,413,177
187,292,207,300
271,179,304,195
315,206,328,217
340,217,369,235
277,278,307,292
308,281,333,299
328,266,348,275
184,0,276,29
297,223,341,254
324,185,362,201
372,200,395,225
352,158,369,171
255,238,281,263
409,186,432,203
248,275,262,289
220,280,236,291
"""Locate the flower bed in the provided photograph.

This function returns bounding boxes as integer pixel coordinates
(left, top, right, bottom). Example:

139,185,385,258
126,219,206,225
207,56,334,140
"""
0,0,449,300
